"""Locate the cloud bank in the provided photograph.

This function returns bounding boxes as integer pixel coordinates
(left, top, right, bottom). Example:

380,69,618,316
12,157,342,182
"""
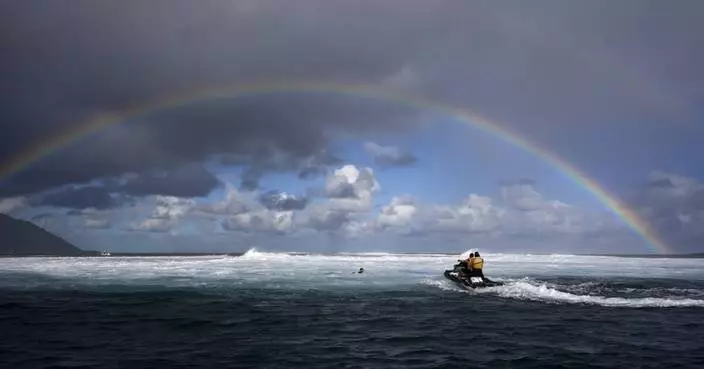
1,1,702,254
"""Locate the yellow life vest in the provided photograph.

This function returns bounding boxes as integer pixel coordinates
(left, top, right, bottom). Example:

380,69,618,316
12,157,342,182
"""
471,257,484,270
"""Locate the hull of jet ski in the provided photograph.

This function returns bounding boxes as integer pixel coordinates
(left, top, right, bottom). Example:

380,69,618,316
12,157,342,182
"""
443,269,504,289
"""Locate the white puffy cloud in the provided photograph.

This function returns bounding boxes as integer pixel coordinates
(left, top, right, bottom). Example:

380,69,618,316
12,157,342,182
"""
372,182,623,243
197,168,628,248
258,190,308,211
297,207,351,232
130,196,196,232
194,164,384,236
325,164,380,195
222,209,295,234
195,183,250,216
110,163,674,252
500,199,587,236
424,194,503,234
151,196,196,219
324,164,380,213
193,183,299,234
292,164,384,235
342,220,375,239
500,180,545,211
131,218,175,233
377,195,419,230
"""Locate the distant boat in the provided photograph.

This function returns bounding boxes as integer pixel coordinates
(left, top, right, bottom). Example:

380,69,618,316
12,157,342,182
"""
99,249,111,256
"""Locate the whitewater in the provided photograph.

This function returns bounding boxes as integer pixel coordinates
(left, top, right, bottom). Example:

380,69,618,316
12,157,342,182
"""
3,250,704,368
2,249,703,308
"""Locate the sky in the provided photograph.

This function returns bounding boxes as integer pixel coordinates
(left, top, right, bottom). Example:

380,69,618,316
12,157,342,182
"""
1,0,704,254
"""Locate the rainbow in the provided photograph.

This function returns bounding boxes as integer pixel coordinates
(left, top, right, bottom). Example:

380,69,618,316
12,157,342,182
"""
0,80,670,254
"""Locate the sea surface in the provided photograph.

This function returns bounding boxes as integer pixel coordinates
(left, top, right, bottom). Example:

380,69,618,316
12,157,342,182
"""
1,249,703,368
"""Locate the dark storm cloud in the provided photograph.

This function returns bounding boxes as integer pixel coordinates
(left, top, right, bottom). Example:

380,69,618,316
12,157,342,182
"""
120,165,221,198
223,151,341,189
37,186,123,210
26,165,217,209
627,171,704,253
1,0,702,197
0,0,423,197
258,190,309,211
645,178,677,190
297,153,344,180
239,169,263,192
0,94,421,197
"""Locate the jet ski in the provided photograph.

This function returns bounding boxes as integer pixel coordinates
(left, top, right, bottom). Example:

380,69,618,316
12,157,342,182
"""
443,261,504,289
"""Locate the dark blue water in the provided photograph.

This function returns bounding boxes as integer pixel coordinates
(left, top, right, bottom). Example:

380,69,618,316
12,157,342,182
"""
2,282,703,369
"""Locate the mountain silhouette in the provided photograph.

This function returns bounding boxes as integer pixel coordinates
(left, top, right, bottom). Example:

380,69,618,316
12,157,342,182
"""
0,214,82,256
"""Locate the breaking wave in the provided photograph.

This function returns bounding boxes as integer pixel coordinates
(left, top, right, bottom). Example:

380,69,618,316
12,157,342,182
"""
239,247,291,259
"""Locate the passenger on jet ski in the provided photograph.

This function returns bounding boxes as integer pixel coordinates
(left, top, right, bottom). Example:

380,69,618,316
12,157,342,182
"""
458,253,472,271
465,252,476,275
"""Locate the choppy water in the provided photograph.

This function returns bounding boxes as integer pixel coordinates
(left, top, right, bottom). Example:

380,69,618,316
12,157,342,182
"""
1,249,703,368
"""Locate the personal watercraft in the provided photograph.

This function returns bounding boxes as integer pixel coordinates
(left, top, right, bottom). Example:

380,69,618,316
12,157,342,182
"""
443,261,504,289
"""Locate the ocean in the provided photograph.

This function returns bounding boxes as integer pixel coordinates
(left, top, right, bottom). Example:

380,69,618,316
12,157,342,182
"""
1,249,703,368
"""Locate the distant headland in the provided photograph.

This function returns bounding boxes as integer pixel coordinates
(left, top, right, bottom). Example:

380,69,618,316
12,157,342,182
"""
0,213,83,256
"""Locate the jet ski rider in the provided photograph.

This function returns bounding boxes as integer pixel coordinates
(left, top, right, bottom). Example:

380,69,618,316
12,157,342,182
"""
469,251,485,280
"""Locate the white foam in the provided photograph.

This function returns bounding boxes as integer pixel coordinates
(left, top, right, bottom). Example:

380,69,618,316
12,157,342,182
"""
239,247,291,259
474,280,704,308
1,252,703,308
420,278,468,293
